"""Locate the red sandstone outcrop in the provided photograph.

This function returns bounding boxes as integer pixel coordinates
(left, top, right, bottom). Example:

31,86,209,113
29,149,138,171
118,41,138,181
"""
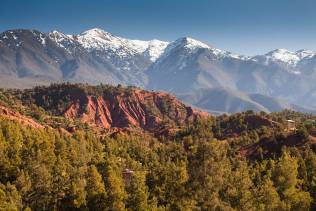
64,89,208,132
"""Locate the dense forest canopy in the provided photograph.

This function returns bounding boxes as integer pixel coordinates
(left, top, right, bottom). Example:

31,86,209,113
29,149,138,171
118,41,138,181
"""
0,84,316,210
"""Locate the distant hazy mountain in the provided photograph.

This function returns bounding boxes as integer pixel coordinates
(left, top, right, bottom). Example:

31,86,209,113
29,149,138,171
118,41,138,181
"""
177,88,288,113
0,28,315,113
147,38,316,110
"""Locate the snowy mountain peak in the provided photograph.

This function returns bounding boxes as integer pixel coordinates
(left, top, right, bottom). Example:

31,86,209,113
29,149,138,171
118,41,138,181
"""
157,36,251,64
295,49,316,59
265,49,301,65
80,28,111,37
76,28,168,61
172,37,211,50
49,30,71,40
266,48,293,57
77,28,119,50
157,37,212,61
264,48,316,66
50,30,64,35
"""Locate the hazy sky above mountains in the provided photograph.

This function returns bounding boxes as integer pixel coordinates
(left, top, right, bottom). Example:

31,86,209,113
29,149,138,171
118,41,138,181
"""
1,0,316,55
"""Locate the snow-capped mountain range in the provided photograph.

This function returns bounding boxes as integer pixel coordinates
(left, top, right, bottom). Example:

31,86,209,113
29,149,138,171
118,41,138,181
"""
43,28,316,69
0,28,315,113
47,28,169,64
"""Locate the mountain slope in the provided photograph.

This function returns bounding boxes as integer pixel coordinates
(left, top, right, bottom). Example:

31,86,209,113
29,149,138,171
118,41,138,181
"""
0,28,169,88
177,88,296,114
0,29,122,87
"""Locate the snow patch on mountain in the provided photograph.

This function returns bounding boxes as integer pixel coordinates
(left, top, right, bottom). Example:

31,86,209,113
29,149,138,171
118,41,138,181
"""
265,49,300,65
39,34,46,45
48,30,77,54
143,39,169,61
296,49,316,60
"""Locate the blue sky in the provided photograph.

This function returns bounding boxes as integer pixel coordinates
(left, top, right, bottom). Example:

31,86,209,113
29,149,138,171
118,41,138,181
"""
1,0,316,55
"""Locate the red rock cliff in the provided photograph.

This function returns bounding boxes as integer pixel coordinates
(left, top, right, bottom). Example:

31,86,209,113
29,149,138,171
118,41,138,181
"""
64,89,208,132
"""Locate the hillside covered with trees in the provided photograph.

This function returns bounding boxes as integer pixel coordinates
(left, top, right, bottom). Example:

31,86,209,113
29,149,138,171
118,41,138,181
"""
0,84,316,210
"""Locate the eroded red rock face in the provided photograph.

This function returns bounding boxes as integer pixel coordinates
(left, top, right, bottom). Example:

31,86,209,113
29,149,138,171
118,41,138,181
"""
64,89,208,132
0,105,44,129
